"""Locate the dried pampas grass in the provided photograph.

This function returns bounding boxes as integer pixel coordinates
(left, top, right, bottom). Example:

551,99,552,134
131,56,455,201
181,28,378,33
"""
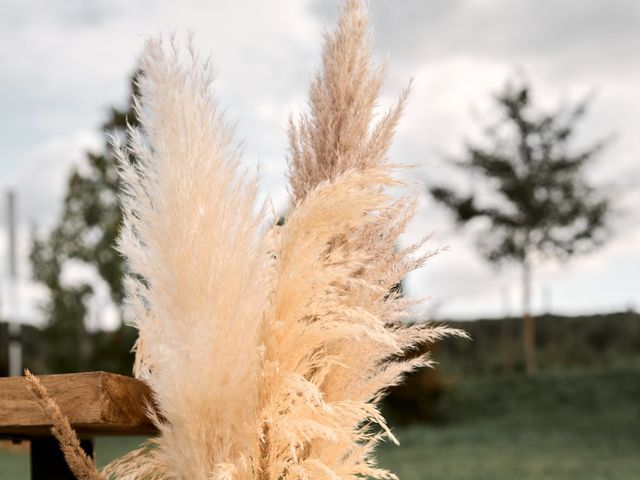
287,0,409,205
29,1,464,479
24,370,105,480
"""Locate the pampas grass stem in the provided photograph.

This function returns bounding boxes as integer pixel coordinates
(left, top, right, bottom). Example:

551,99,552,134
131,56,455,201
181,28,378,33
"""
38,1,464,478
24,369,105,480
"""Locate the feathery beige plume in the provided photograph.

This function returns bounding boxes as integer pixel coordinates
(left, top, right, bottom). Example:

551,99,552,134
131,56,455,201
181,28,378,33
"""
43,1,463,478
111,37,269,478
24,369,105,480
254,2,465,479
287,0,409,205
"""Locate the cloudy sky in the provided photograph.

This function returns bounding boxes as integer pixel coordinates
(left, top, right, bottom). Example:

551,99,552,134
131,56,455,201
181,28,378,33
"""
1,0,639,327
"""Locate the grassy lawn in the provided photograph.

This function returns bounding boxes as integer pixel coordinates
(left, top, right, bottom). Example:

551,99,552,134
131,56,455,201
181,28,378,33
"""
379,366,640,479
2,367,638,479
379,408,640,479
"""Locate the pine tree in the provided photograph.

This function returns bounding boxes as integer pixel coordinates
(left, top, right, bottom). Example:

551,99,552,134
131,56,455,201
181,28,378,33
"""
430,79,610,374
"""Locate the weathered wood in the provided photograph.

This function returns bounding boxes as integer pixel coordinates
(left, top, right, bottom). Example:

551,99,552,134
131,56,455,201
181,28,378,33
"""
0,372,157,438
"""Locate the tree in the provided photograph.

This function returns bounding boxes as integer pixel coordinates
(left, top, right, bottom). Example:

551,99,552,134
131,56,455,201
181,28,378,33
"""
29,75,139,373
430,79,610,374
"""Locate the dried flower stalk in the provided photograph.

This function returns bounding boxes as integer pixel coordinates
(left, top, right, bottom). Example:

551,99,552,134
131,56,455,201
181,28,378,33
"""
34,1,464,479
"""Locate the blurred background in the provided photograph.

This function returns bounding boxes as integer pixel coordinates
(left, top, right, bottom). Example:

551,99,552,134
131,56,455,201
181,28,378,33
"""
1,0,639,478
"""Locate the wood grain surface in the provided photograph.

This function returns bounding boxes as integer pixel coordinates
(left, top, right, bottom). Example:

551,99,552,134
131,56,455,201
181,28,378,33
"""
0,371,157,437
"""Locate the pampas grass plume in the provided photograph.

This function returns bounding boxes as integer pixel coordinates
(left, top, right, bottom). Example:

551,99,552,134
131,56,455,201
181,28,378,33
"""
30,1,464,479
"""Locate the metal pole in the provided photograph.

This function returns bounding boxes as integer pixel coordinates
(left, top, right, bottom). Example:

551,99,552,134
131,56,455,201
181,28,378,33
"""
543,285,552,315
7,190,22,377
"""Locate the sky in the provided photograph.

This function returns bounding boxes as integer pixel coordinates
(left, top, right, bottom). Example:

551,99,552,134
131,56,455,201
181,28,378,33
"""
0,0,638,328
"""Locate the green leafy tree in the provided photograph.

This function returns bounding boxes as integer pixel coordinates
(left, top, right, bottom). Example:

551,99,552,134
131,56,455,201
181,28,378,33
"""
29,75,139,374
430,79,611,374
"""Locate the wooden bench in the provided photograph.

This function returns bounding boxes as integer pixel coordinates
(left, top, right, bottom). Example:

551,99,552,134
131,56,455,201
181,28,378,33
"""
0,372,157,479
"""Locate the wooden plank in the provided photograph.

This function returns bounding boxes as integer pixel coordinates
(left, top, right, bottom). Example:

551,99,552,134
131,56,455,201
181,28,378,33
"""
0,372,158,437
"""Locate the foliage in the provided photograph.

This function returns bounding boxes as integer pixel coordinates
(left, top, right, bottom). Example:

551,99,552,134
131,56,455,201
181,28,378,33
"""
0,320,137,376
435,311,640,376
431,81,610,263
380,310,640,424
28,77,139,374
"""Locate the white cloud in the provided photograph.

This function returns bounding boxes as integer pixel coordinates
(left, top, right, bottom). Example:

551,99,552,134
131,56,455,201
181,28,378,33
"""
4,131,102,227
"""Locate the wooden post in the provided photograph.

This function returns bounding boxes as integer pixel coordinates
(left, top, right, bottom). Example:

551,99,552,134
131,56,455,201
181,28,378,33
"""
31,437,94,480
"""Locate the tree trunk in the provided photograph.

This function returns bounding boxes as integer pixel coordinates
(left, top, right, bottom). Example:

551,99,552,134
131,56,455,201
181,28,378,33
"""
522,255,537,374
501,317,514,373
500,286,514,373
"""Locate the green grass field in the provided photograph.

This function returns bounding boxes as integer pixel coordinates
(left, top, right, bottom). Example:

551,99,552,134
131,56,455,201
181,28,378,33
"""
378,366,640,479
2,367,639,479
